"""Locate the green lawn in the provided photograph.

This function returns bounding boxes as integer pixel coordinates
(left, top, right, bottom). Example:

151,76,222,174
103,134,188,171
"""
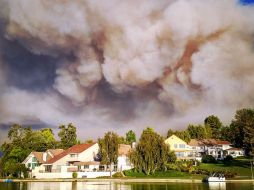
197,158,252,179
124,170,202,179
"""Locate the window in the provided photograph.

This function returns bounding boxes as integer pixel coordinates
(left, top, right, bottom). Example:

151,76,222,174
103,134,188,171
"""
32,163,37,169
32,157,37,162
28,163,31,168
179,144,185,148
70,154,78,158
174,144,178,148
84,165,89,169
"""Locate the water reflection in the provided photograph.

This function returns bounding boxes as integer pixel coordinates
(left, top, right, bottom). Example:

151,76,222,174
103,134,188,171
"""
208,182,226,190
0,182,253,190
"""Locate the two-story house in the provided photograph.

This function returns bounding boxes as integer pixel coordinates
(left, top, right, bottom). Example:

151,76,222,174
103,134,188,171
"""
164,135,192,159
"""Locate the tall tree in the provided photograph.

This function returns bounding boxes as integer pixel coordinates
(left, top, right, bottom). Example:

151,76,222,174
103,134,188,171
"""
167,129,174,138
204,115,222,138
129,128,171,175
230,108,254,154
58,123,77,149
125,130,136,145
174,130,191,143
187,125,210,139
98,132,120,176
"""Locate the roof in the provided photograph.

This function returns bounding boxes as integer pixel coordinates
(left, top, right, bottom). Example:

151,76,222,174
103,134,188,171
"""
74,161,100,166
188,139,231,146
47,149,64,156
226,148,243,151
216,140,231,145
32,152,44,163
118,144,132,156
45,143,96,164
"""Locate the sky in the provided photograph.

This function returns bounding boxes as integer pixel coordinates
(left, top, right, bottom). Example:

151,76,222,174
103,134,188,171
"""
0,0,254,143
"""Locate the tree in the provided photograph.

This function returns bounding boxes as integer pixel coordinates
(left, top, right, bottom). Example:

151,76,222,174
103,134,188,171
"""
1,124,57,177
98,132,120,177
125,130,136,145
58,123,77,149
230,108,254,155
167,129,174,138
187,125,210,140
174,130,191,143
204,115,222,138
129,128,170,175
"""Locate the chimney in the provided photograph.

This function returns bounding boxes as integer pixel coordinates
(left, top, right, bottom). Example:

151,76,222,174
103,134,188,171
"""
43,153,47,162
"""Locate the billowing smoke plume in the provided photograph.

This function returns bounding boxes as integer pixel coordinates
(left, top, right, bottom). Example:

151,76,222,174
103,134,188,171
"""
0,0,254,141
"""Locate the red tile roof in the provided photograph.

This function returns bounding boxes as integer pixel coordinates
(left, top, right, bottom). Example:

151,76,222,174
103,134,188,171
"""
188,139,231,146
45,143,96,164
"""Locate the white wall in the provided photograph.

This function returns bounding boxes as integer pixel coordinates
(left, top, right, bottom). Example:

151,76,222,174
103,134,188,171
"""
117,156,132,171
51,144,99,170
33,171,115,179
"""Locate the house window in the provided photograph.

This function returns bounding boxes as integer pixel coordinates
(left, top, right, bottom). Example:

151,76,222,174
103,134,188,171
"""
174,144,178,148
70,154,78,158
84,165,89,169
32,157,37,162
179,144,185,148
32,163,38,169
28,163,31,168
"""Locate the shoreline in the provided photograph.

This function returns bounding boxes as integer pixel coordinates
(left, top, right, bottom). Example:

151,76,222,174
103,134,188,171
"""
1,178,254,183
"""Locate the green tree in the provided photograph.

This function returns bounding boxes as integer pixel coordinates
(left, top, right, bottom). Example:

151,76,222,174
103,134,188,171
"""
167,129,174,138
125,130,136,145
230,108,254,154
58,123,77,149
1,124,57,177
129,128,170,175
187,125,209,139
98,132,120,177
174,130,191,143
204,115,222,138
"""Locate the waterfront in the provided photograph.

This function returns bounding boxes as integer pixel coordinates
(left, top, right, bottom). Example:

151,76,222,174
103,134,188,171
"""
0,182,253,190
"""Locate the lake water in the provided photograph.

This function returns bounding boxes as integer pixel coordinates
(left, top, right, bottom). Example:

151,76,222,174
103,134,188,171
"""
0,182,253,190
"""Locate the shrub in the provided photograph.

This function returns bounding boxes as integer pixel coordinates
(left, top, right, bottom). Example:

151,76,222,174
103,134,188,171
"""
202,155,216,163
224,155,233,162
72,172,78,179
112,172,125,178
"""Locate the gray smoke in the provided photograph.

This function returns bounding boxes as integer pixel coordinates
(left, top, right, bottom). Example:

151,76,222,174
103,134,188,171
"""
0,0,254,142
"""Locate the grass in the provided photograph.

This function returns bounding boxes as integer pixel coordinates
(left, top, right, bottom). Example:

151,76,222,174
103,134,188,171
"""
124,170,202,179
197,158,253,179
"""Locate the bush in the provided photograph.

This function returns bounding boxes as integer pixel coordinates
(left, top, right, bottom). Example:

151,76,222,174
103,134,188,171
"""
202,155,217,163
72,172,78,179
224,155,233,162
112,172,125,178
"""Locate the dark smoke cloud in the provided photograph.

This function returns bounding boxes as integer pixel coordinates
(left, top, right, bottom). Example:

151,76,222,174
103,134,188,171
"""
1,0,254,143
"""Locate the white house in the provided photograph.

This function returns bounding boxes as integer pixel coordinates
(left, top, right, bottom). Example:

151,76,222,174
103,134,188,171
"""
22,149,64,170
29,143,133,179
188,139,243,160
117,144,132,171
225,148,244,158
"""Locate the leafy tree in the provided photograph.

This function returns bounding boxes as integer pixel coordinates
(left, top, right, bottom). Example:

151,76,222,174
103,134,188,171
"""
58,123,77,149
167,129,174,138
98,132,120,177
230,108,254,154
129,128,171,175
125,130,136,145
204,115,222,138
1,124,57,176
187,125,210,139
174,130,191,143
